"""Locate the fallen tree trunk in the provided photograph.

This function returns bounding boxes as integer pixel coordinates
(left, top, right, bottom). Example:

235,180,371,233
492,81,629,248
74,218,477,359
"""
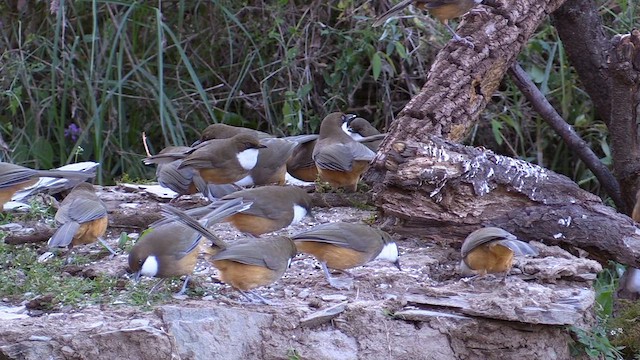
372,137,640,267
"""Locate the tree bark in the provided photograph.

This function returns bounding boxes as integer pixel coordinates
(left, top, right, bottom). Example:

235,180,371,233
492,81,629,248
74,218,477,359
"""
377,0,567,145
375,137,640,266
553,3,640,215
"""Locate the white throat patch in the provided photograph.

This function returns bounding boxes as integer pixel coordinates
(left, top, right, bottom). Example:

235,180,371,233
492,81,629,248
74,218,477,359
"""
291,204,308,225
140,256,159,277
236,149,260,170
375,243,398,263
341,122,351,136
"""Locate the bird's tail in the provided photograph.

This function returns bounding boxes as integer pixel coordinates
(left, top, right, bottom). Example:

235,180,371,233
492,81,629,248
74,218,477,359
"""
495,239,538,257
143,153,186,165
159,198,251,250
33,169,96,180
48,221,81,249
372,0,415,27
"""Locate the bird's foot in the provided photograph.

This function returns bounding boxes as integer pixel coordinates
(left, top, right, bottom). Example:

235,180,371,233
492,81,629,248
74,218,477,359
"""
328,277,353,290
452,34,475,49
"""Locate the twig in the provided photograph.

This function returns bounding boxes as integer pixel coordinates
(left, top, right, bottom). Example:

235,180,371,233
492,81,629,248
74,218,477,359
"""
508,62,624,210
142,132,152,157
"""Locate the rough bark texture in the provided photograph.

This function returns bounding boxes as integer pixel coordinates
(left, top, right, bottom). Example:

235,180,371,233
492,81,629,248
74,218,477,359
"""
553,2,640,214
551,0,611,124
377,0,567,145
608,30,640,213
374,137,640,267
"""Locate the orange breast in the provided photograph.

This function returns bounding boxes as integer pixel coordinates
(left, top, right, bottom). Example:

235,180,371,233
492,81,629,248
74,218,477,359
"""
253,164,287,185
288,165,318,182
226,213,283,236
464,243,514,275
157,248,201,278
71,216,109,246
0,178,38,211
198,168,246,184
212,260,281,291
295,242,371,270
317,160,369,192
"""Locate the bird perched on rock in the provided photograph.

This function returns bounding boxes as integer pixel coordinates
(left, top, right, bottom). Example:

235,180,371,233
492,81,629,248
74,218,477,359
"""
128,198,250,295
0,162,95,211
160,204,297,303
373,0,483,48
292,222,401,289
459,227,538,279
312,113,376,192
221,186,313,236
48,182,114,255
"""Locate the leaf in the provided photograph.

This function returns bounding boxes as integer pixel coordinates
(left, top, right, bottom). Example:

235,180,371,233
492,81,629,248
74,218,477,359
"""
372,52,382,81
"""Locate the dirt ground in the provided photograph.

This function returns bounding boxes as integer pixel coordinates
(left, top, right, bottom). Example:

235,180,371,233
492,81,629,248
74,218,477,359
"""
0,184,601,359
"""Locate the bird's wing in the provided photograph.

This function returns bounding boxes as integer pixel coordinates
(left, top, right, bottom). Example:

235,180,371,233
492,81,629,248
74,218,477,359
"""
314,143,374,171
292,224,374,252
65,197,107,223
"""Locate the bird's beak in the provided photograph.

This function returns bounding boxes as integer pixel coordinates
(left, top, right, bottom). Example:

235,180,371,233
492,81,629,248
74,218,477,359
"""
133,270,141,282
258,144,268,149
341,114,357,124
394,259,402,271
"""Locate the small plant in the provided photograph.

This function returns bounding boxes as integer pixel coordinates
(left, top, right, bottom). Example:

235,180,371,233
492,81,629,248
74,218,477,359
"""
569,264,626,359
287,348,302,360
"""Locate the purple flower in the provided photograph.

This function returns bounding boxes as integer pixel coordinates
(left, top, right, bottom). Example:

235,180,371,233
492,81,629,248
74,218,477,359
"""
64,123,81,142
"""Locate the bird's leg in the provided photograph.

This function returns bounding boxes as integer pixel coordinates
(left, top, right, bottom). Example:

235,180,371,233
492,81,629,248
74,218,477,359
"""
443,22,474,49
237,289,274,305
176,275,191,296
321,262,353,290
97,237,117,257
149,278,166,294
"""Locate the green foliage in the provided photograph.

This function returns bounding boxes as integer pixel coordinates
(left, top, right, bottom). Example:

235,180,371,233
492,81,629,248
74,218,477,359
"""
569,264,626,359
0,241,118,308
0,0,431,183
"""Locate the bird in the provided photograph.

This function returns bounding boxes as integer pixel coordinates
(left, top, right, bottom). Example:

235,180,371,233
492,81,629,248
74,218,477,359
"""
342,117,383,152
233,138,299,186
221,185,313,236
128,198,250,295
195,125,316,186
144,134,266,185
372,0,483,48
292,222,401,289
48,182,114,255
193,123,273,145
286,137,319,182
459,227,538,279
160,204,297,304
0,162,96,211
153,146,239,201
312,113,376,192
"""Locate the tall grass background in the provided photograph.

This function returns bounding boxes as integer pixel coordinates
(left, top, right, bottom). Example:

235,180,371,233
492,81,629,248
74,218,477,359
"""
0,0,637,192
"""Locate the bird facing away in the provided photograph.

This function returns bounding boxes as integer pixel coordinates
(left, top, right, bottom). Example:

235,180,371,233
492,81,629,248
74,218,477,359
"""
292,222,400,289
160,204,297,304
48,182,114,255
0,162,95,211
312,113,376,192
460,227,538,279
373,0,483,48
341,117,383,152
221,185,313,236
128,198,251,295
